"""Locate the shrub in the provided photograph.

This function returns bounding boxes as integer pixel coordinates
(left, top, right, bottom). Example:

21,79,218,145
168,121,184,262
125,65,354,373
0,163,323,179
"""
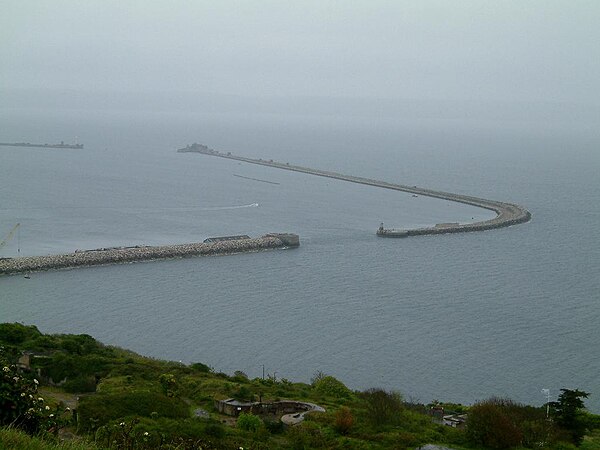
237,413,262,432
28,335,59,352
313,376,352,398
204,422,226,438
62,376,97,393
395,430,421,448
361,388,404,427
77,391,188,431
549,441,577,450
95,416,227,448
190,362,212,373
467,398,523,449
334,406,355,435
43,353,111,385
0,347,69,435
40,353,110,388
311,370,326,386
0,323,41,345
58,334,99,355
232,385,254,402
264,418,285,434
286,421,331,449
159,373,177,397
233,370,248,381
467,397,558,449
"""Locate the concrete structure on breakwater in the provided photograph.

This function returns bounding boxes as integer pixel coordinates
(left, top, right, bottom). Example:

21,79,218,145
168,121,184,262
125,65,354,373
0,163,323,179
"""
0,233,299,276
178,143,531,236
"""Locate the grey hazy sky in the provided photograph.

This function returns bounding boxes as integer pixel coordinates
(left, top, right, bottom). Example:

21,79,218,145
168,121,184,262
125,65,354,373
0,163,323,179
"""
1,1,599,104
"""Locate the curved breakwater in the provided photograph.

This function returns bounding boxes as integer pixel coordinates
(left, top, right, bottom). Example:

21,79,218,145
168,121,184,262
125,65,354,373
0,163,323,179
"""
0,234,299,276
178,144,531,236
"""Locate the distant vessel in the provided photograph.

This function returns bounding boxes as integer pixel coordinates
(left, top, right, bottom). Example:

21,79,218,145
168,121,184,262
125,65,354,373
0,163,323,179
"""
377,223,409,238
0,141,83,149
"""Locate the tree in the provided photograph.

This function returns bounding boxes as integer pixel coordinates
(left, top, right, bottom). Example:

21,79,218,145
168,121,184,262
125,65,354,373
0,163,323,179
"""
550,388,590,446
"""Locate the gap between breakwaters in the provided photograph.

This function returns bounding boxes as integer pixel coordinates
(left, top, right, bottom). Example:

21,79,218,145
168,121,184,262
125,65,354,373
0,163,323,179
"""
0,234,299,276
178,144,531,236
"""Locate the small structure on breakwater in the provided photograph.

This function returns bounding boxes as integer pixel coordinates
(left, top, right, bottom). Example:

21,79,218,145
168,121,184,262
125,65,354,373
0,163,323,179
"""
377,223,409,238
0,233,299,276
178,144,531,238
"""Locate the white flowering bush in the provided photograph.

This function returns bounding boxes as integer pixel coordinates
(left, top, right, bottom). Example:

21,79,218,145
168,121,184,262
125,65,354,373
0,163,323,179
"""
0,346,68,434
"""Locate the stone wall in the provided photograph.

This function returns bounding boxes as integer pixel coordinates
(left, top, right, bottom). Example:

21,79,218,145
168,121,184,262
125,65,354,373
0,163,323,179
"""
0,234,299,276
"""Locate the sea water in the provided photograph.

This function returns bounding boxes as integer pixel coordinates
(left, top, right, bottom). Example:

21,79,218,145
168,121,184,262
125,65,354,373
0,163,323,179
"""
1,106,599,411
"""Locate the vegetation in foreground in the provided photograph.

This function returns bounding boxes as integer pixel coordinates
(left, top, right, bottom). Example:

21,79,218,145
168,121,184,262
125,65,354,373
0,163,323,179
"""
1,322,598,449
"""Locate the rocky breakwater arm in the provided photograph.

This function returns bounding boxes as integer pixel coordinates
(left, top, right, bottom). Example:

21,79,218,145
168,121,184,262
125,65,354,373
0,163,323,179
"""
178,144,531,237
0,234,299,276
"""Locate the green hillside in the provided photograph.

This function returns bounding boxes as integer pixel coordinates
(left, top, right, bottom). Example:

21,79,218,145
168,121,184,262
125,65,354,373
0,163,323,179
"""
1,323,597,449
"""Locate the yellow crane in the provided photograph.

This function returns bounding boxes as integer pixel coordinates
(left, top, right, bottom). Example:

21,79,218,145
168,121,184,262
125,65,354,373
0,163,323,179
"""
0,223,20,254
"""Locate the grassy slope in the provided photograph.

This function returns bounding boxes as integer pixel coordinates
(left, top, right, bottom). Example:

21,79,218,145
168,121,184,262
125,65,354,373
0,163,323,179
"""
2,323,599,450
0,427,96,450
0,323,462,449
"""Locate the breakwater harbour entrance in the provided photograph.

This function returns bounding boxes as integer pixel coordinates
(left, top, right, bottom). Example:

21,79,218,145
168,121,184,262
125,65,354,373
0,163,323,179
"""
0,233,299,276
178,144,531,236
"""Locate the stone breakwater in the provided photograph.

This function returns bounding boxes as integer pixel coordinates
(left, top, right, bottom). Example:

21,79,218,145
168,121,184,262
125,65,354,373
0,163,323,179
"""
0,234,299,276
178,144,531,236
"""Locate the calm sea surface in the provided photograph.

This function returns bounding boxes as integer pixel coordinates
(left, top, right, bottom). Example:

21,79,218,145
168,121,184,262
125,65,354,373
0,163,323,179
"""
1,106,599,410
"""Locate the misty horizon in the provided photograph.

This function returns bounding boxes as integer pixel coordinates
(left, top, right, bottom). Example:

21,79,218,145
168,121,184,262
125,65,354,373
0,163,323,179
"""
2,2,599,106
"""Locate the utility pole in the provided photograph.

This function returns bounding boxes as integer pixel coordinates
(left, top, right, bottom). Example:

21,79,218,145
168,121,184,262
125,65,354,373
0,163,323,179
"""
542,389,550,418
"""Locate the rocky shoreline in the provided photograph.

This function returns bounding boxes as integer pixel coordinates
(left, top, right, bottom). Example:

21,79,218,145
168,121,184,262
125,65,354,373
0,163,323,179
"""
0,234,299,276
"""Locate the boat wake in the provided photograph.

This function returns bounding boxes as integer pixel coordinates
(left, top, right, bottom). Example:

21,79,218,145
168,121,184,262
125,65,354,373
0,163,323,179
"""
127,203,260,212
204,203,259,211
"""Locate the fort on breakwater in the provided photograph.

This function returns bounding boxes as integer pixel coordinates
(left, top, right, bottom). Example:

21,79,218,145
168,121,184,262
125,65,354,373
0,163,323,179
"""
178,143,531,236
0,234,299,276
